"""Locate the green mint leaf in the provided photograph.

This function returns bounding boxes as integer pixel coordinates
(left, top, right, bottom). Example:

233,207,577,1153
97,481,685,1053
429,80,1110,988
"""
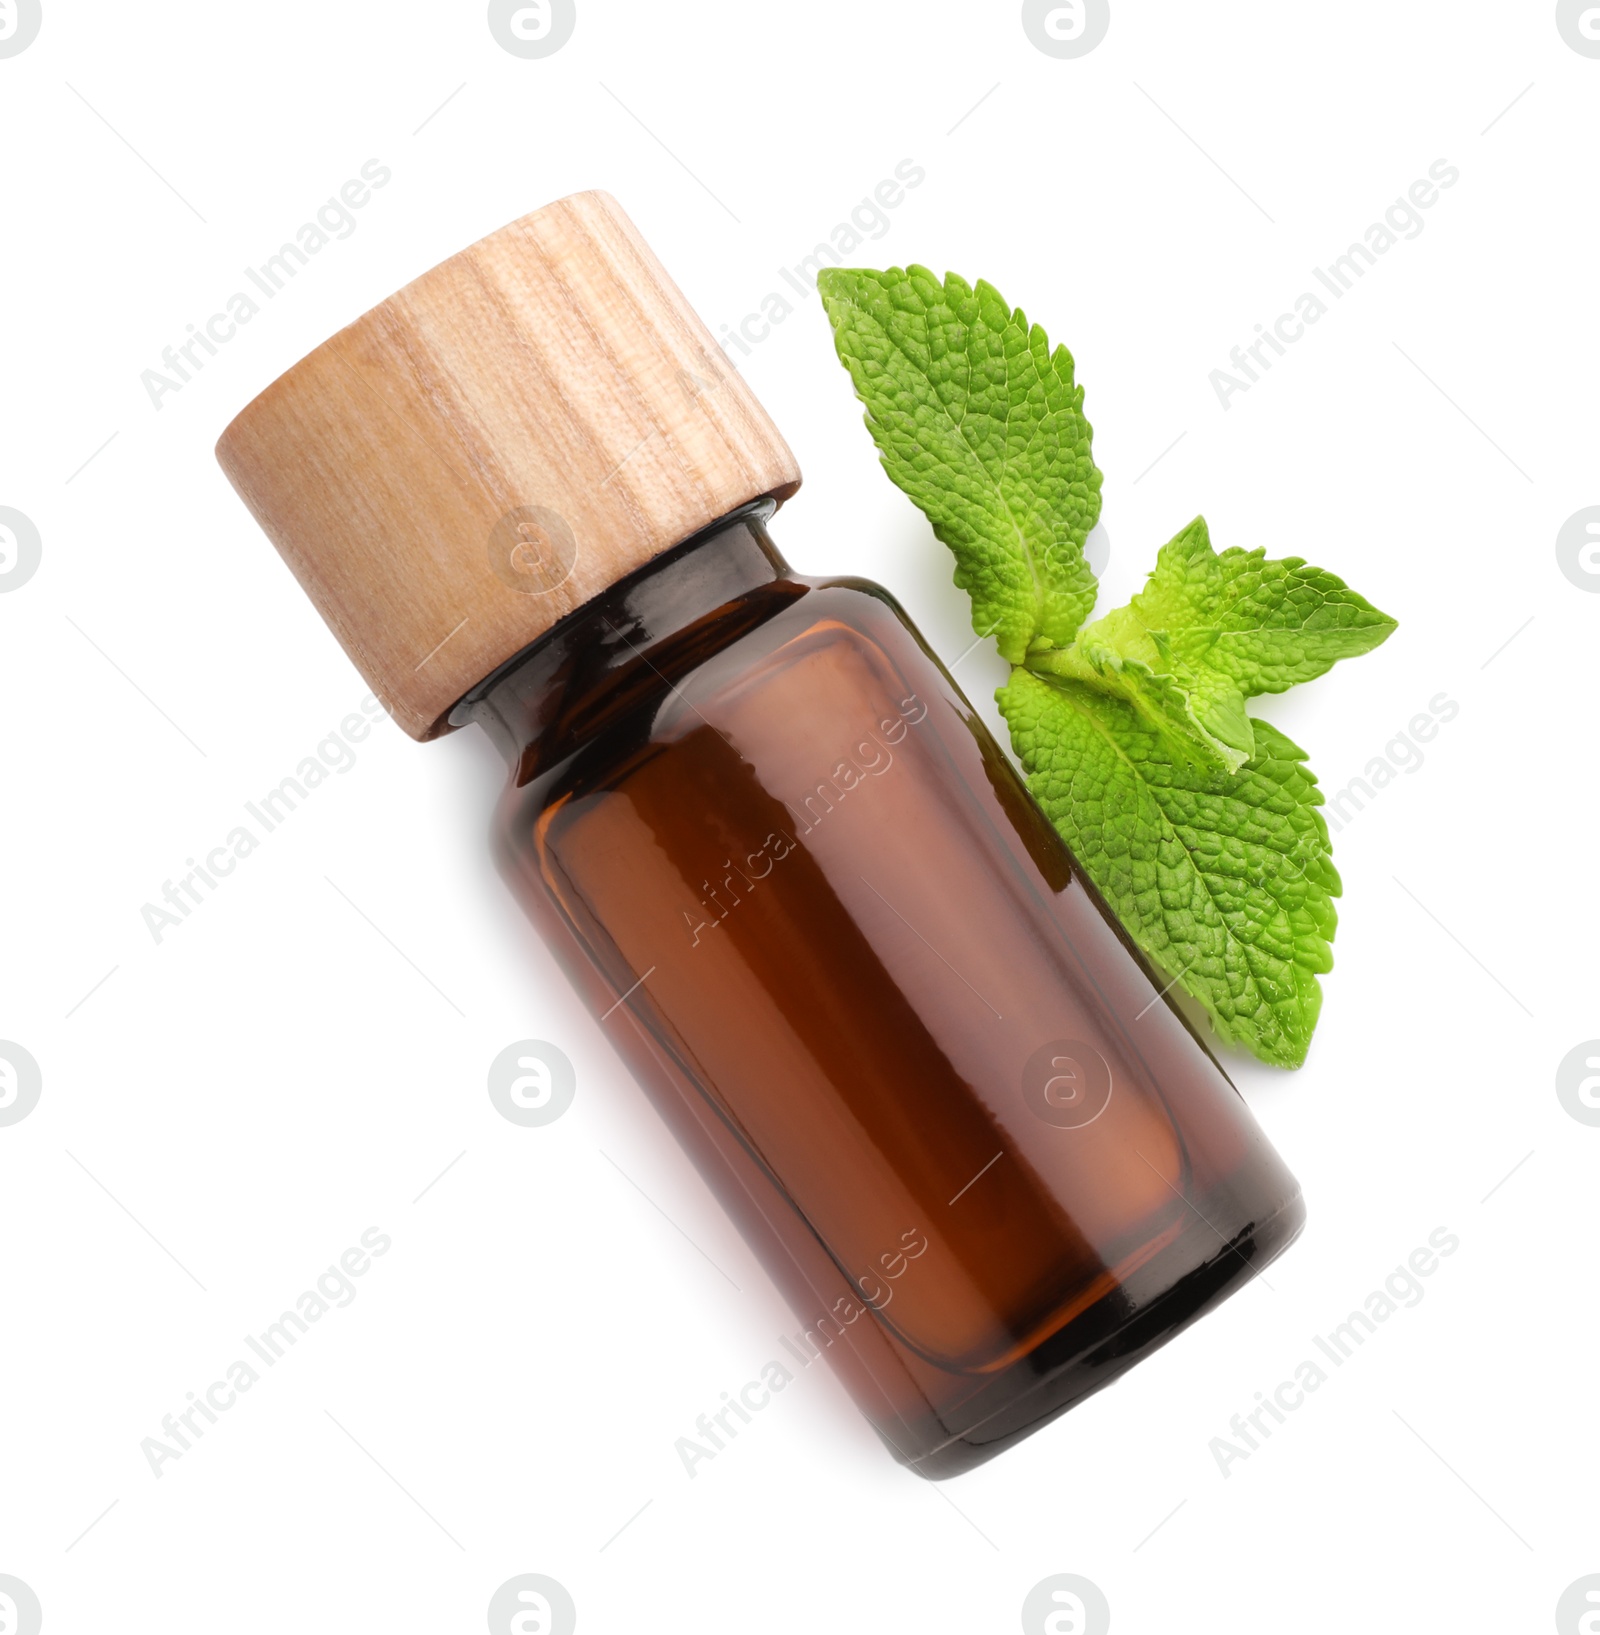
1028,629,1255,776
1029,516,1398,775
1098,514,1399,695
998,668,1337,1068
816,267,1399,1065
816,265,1102,664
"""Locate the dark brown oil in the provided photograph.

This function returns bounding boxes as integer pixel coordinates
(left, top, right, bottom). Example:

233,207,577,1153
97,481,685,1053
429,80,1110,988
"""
456,502,1304,1476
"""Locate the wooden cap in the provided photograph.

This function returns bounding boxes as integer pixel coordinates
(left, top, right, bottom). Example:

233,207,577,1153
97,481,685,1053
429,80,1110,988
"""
216,191,801,740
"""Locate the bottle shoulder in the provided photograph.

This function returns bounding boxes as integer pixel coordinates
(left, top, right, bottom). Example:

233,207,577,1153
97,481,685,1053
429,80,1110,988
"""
785,571,909,617
762,572,930,658
498,574,935,812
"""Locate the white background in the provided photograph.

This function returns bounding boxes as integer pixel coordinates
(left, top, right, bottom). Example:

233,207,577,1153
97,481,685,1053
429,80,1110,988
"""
2,3,1597,1631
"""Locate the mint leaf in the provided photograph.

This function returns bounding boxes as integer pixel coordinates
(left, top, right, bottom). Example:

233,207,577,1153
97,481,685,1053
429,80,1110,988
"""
1029,627,1255,775
817,264,1398,1066
1107,516,1400,693
816,266,1102,664
999,668,1337,1068
1029,516,1397,774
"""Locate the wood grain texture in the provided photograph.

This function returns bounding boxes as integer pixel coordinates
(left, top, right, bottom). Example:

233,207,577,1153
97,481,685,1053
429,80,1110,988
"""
216,190,801,740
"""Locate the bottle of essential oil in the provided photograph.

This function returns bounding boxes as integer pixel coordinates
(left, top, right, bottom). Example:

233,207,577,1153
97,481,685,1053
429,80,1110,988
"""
216,192,1303,1477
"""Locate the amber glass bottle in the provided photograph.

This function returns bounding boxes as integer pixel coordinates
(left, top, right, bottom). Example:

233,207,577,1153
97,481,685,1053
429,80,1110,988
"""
217,191,1303,1478
453,502,1301,1475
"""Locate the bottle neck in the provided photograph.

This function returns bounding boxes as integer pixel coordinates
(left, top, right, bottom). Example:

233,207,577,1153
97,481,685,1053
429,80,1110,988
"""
451,499,796,778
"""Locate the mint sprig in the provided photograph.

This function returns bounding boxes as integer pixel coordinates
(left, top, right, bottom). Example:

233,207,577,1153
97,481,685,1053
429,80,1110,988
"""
817,265,1396,1067
1031,515,1397,775
815,267,1101,664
